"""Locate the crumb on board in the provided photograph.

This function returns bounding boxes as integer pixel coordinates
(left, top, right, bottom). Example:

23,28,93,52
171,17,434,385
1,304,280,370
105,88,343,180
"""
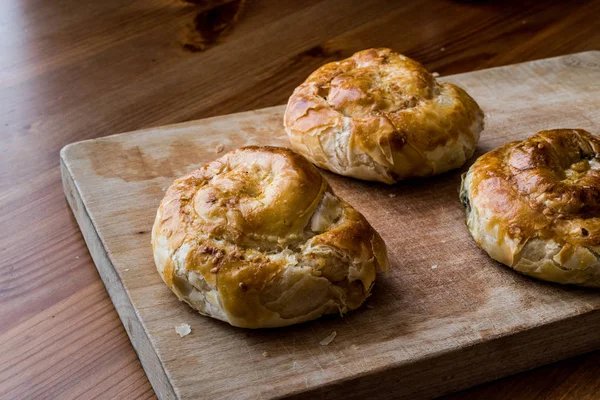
319,331,337,346
175,323,191,337
366,304,375,309
262,351,270,357
161,187,167,192
388,193,397,198
431,265,438,269
432,72,440,77
440,47,446,52
125,269,130,272
215,144,224,153
351,344,359,350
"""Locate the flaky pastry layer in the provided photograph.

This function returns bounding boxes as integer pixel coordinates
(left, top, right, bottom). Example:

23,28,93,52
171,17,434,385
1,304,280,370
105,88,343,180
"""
461,129,600,287
152,146,389,328
284,48,484,183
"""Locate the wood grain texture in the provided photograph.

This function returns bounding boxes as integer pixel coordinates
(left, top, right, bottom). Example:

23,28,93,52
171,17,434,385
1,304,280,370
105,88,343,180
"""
61,52,600,399
1,0,600,398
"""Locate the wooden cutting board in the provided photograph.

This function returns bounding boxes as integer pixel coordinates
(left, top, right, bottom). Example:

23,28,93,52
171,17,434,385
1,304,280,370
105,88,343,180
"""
61,51,600,400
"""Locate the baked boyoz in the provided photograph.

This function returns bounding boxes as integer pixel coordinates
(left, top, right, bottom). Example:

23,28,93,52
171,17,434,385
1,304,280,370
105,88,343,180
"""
461,129,600,287
284,48,484,184
152,146,389,328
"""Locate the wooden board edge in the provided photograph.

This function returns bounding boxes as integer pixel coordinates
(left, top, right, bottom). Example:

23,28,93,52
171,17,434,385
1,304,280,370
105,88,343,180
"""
61,105,285,150
59,51,600,156
60,149,171,400
441,50,600,80
282,310,600,399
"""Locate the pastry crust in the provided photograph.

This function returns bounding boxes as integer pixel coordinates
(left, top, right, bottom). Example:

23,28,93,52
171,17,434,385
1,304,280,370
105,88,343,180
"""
152,146,389,328
284,48,484,184
461,129,600,287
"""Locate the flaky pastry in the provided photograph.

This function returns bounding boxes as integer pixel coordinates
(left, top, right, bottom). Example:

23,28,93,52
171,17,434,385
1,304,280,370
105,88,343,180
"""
461,129,600,287
152,146,389,328
284,48,484,184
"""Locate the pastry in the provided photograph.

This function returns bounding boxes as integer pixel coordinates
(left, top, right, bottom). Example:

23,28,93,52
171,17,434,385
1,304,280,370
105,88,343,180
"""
152,146,389,328
461,129,600,287
284,48,484,184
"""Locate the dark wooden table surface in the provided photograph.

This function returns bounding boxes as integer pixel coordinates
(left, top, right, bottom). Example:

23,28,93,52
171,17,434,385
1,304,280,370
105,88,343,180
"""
1,0,599,398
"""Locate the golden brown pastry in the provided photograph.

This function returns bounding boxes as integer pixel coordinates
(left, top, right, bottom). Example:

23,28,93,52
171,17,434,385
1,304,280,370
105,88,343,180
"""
284,48,484,184
152,146,389,328
461,129,600,287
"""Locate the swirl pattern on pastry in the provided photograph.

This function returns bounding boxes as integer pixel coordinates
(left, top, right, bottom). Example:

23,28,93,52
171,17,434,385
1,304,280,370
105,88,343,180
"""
152,146,389,328
284,48,484,184
461,129,600,287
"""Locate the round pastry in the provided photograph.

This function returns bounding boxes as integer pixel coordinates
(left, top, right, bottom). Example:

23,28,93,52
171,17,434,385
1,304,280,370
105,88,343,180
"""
284,48,484,184
461,129,600,287
152,146,389,328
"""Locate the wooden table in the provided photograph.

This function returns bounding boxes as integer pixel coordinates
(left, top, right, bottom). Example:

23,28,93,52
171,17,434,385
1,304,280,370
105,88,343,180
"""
1,1,599,398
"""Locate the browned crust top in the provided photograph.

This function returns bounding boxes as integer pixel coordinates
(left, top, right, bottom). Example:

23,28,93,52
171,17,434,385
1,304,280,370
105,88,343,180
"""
284,48,484,180
467,129,600,246
153,146,387,324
